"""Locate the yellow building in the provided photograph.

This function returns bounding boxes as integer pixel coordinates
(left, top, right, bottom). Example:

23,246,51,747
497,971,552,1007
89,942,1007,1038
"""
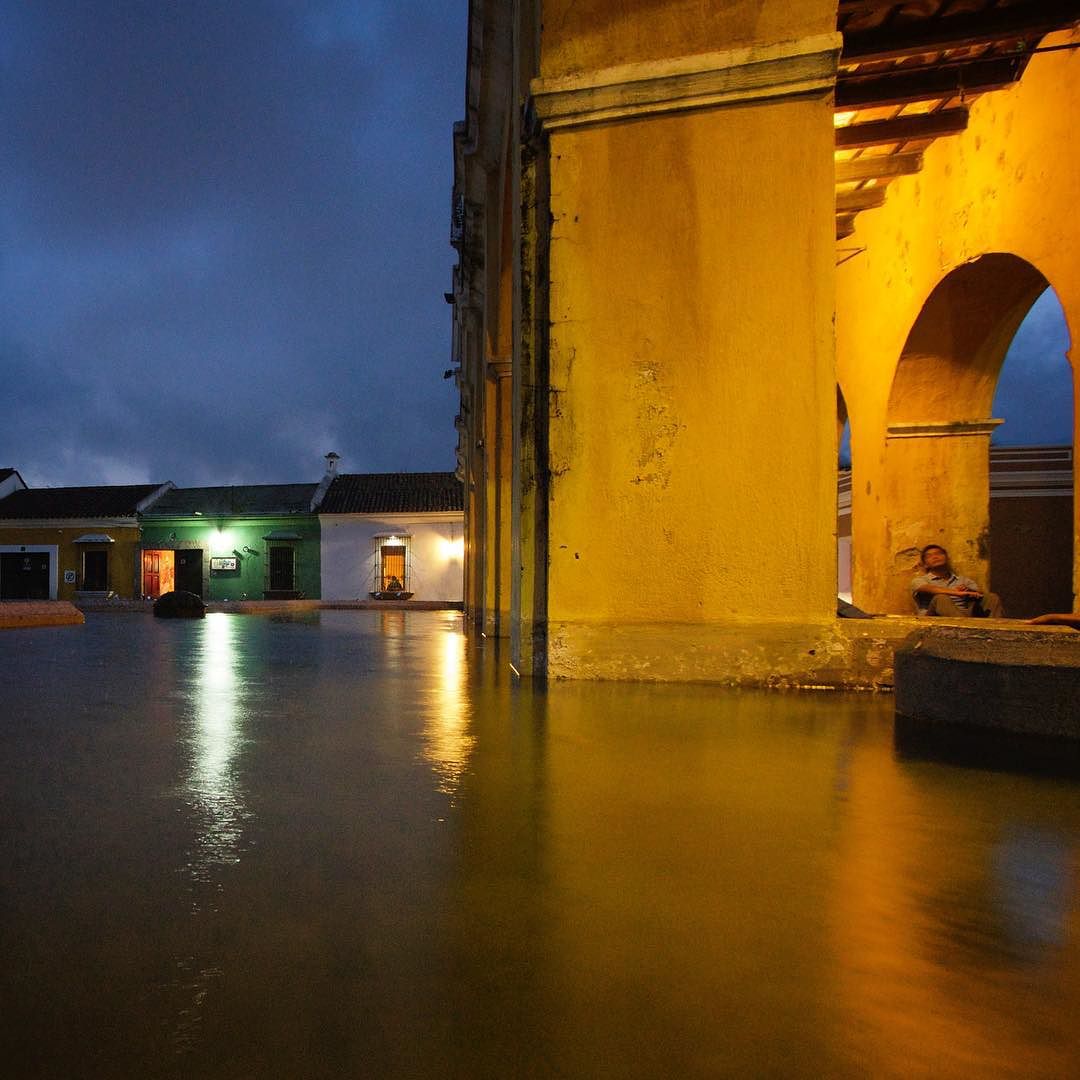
0,483,173,602
450,1,1079,685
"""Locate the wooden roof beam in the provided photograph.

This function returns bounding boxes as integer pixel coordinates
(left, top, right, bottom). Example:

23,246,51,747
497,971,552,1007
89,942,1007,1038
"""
834,108,968,149
842,1,1080,65
837,56,1021,109
835,151,923,183
837,187,887,213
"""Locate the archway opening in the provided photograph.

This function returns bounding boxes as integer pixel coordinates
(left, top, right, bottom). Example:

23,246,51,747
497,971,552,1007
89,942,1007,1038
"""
988,287,1074,617
874,254,1074,615
837,388,852,602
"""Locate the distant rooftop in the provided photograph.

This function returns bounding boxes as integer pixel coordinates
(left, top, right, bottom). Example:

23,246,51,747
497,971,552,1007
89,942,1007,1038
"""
144,484,318,518
319,472,463,515
0,483,170,520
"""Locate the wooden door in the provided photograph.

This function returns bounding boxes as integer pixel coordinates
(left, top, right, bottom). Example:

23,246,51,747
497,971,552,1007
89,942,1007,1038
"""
142,551,160,598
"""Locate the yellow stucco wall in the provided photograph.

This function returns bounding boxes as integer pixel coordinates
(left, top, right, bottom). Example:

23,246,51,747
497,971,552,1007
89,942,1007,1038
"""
0,526,143,601
836,35,1080,614
545,95,837,627
538,0,836,80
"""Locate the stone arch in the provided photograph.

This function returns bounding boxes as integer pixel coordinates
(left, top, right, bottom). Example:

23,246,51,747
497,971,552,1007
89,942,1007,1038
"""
878,254,1071,613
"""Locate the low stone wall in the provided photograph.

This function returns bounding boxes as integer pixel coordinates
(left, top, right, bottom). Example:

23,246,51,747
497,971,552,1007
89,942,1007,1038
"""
545,615,1076,690
0,601,84,629
895,624,1080,738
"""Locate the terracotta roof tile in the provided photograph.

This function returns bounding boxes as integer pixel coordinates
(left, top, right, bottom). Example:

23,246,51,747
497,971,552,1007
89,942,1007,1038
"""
0,484,169,519
319,472,463,514
143,484,318,517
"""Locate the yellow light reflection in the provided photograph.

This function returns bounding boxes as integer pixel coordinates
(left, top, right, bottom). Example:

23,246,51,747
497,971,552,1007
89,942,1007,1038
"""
421,616,474,798
833,110,857,128
187,613,247,879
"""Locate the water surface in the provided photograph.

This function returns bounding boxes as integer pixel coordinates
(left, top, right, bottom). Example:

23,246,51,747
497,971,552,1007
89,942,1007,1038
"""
2,612,1079,1078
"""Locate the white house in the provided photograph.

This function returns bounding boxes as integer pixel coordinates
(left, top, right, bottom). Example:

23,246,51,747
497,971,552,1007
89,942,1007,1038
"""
317,470,464,603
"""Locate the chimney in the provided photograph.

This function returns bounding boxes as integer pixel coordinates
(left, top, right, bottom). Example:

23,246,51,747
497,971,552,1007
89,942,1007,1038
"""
311,452,341,512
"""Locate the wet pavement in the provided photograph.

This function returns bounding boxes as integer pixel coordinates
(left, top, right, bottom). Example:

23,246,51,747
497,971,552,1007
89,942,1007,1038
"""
2,611,1079,1078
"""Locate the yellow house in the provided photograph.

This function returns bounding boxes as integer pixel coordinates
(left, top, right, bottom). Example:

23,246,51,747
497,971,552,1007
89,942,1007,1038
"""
0,483,173,602
450,1,1080,685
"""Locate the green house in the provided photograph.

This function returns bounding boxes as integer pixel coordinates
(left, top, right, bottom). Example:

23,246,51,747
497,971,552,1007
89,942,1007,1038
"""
139,484,320,601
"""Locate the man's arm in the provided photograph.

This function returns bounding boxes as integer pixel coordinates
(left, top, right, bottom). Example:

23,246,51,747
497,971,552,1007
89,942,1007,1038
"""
913,579,983,598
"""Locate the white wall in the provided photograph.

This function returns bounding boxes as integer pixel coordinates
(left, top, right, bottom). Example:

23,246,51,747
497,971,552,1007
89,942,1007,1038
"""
0,473,25,500
319,513,464,602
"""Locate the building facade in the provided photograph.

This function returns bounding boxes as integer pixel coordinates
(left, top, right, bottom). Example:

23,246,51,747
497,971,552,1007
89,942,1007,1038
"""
139,485,321,602
0,483,173,601
318,473,464,602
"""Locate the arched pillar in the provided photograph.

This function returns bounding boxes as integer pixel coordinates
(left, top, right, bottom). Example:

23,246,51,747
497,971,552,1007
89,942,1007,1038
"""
510,2,843,680
880,419,1001,614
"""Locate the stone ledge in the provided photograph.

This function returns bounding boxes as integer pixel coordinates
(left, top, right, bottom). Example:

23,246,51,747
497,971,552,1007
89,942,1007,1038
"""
0,601,84,629
895,624,1080,738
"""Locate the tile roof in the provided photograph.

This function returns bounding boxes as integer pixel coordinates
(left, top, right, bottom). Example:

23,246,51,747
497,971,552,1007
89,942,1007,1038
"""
143,484,319,518
319,472,464,514
0,483,170,520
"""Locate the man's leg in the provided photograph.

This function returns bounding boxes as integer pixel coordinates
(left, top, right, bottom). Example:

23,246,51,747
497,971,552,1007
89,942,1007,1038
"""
928,594,975,617
975,592,1004,618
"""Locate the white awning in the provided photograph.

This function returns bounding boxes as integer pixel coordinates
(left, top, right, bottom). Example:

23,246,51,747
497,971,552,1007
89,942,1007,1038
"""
73,533,115,544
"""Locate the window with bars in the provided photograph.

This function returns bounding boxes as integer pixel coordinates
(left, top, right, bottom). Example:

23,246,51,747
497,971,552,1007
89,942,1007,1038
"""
268,545,296,591
372,536,410,593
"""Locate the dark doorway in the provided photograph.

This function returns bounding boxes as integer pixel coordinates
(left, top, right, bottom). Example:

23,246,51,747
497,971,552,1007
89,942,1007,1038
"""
175,550,203,597
1,551,50,600
82,550,108,591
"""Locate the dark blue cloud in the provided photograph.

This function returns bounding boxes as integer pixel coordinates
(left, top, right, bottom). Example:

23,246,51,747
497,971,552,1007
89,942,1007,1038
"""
1,0,464,486
992,287,1074,446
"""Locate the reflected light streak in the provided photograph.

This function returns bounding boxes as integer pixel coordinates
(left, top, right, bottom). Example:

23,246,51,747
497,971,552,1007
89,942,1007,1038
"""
421,619,474,798
187,614,248,880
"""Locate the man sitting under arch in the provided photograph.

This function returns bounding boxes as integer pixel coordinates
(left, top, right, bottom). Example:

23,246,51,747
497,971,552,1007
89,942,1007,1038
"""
911,544,1004,619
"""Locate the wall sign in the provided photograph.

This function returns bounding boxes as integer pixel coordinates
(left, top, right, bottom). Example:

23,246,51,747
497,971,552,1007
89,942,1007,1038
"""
64,570,76,584
210,556,239,572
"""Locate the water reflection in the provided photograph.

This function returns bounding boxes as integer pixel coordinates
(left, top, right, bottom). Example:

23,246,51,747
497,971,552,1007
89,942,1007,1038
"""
3,616,1080,1079
420,614,474,797
186,614,248,883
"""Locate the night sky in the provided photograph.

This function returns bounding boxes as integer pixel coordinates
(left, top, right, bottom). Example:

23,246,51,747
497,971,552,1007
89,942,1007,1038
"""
1,3,1072,489
2,0,465,488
